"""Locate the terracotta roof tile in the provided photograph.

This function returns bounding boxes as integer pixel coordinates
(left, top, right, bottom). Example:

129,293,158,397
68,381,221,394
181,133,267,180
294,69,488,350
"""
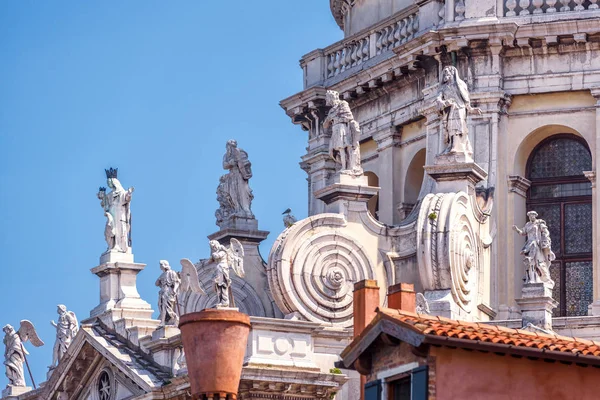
376,307,600,359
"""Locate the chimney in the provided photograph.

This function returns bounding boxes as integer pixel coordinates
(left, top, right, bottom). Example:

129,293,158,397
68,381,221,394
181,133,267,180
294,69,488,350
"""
387,283,416,313
353,279,380,338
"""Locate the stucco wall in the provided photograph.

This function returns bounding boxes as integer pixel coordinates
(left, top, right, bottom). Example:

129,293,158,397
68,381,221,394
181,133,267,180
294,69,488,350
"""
433,347,600,400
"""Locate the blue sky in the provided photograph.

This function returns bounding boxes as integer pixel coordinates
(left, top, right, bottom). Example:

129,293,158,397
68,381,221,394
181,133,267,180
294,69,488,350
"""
0,1,341,386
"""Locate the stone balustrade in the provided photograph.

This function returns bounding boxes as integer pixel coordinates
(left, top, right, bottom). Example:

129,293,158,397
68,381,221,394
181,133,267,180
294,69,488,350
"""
324,10,420,79
504,0,599,16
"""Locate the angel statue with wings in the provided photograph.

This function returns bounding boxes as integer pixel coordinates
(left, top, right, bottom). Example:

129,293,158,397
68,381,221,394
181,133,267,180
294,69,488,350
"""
436,66,482,160
3,321,44,389
50,305,78,369
206,239,245,308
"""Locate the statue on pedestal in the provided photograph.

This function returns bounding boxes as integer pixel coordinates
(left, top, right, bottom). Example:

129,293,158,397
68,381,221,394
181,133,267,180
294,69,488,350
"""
513,211,555,289
155,261,181,326
97,168,134,253
202,239,245,308
435,66,482,160
216,140,254,226
3,321,44,389
50,305,78,369
323,90,363,175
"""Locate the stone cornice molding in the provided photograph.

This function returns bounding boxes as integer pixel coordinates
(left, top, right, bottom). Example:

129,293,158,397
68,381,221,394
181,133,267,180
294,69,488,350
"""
508,175,532,198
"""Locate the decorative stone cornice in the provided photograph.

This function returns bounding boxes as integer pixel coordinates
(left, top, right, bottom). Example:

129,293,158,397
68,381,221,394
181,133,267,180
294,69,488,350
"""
330,0,354,30
508,175,531,198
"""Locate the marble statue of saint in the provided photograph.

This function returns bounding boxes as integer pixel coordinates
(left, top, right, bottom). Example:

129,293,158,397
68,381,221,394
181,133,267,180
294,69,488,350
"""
219,140,254,221
3,321,44,388
50,305,78,369
513,211,555,289
205,239,245,308
155,260,181,326
97,168,134,253
323,90,363,175
436,66,482,158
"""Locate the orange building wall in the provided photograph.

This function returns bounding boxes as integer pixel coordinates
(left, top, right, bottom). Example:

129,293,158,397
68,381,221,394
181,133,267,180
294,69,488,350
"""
433,347,600,400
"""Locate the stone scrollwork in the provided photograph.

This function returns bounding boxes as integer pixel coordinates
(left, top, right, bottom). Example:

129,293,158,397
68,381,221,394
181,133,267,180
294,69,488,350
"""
267,214,376,328
417,192,491,313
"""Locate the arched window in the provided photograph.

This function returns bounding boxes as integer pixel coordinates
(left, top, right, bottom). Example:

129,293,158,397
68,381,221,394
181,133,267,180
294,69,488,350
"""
526,135,593,317
364,171,379,219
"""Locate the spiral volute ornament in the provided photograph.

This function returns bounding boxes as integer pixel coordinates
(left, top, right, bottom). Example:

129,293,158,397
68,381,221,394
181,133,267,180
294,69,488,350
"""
417,192,482,313
267,214,376,327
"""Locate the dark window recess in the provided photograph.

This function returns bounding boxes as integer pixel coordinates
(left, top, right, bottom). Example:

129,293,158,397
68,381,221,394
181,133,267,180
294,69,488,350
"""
526,135,593,317
365,380,382,400
391,377,411,400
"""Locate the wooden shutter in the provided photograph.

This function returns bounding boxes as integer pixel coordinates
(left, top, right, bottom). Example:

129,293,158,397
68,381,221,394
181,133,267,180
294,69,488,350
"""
411,366,428,400
365,379,382,400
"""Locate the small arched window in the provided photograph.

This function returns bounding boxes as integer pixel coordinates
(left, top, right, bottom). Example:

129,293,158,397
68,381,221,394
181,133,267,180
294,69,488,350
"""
526,135,593,317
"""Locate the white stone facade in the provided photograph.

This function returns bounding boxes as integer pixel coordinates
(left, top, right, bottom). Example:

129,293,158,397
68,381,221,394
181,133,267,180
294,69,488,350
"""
7,2,600,400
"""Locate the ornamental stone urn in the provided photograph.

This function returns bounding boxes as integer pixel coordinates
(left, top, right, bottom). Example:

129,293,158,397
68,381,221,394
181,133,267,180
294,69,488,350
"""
179,309,251,399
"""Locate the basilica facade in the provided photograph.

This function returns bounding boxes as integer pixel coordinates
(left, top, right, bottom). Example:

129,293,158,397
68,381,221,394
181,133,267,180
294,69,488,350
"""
5,1,600,399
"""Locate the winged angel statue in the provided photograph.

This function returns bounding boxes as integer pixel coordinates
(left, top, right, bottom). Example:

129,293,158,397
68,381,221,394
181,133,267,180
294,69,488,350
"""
3,321,44,389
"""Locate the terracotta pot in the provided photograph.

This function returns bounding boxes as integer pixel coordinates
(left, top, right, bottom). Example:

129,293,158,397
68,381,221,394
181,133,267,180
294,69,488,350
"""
179,309,251,398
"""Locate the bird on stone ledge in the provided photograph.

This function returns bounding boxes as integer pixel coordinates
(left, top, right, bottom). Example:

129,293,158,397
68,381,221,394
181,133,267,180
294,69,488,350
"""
282,208,297,228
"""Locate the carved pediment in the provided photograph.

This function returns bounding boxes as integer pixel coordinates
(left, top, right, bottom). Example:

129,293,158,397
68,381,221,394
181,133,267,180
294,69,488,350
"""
42,324,170,400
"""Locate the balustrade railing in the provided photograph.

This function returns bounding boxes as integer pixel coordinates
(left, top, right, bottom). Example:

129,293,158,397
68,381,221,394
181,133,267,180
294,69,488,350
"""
505,0,598,16
325,10,420,79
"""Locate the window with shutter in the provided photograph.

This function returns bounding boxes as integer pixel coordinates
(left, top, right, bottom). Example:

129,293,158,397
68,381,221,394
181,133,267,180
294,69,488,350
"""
411,366,428,400
365,379,382,400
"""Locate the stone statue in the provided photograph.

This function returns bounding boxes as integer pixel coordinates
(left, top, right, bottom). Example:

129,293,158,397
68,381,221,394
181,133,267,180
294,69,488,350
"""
97,168,134,253
3,321,44,388
436,66,482,160
203,239,245,308
323,90,363,175
155,260,181,326
513,211,555,289
217,140,254,226
50,305,78,369
215,175,235,227
282,208,297,228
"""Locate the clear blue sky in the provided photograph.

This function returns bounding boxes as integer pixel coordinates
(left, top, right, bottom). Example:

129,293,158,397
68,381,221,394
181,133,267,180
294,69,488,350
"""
0,1,341,386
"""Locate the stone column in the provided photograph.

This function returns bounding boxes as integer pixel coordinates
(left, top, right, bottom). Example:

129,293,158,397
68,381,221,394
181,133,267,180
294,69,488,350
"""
589,87,600,315
373,127,402,225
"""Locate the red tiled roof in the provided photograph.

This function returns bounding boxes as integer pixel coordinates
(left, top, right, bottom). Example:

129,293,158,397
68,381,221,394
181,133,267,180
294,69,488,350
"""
376,307,600,357
340,307,600,368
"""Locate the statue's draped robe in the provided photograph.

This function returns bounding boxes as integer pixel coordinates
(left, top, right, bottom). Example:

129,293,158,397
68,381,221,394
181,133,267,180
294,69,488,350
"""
212,249,231,306
519,221,554,287
157,269,180,325
222,148,254,218
52,312,77,367
439,83,471,154
4,332,26,387
327,101,353,154
105,188,132,252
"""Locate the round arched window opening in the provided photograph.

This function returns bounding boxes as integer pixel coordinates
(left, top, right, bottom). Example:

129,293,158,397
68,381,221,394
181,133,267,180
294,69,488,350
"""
526,134,593,317
97,370,113,400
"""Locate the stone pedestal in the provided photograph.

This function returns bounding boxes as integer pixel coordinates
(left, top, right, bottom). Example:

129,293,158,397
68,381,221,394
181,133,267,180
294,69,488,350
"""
2,386,32,398
423,290,457,319
315,172,379,214
87,251,153,320
151,325,180,341
424,162,487,194
515,283,558,330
